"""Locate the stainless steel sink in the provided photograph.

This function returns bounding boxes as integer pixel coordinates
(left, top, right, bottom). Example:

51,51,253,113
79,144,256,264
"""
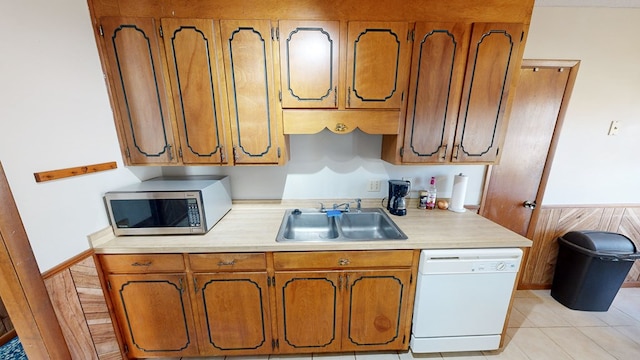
280,212,340,241
276,208,408,242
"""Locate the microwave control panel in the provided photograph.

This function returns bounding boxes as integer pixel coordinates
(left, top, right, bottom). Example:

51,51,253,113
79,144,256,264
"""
187,199,201,227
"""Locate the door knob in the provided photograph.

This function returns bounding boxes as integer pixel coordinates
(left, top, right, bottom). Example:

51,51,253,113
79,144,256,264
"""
523,200,536,209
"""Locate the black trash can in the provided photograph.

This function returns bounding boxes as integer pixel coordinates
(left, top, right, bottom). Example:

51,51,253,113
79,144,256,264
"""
551,231,640,311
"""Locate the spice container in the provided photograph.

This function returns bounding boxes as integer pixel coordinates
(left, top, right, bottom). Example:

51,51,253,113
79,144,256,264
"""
418,190,428,209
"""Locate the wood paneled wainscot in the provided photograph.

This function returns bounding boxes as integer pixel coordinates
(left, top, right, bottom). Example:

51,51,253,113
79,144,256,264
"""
521,206,640,289
95,250,418,358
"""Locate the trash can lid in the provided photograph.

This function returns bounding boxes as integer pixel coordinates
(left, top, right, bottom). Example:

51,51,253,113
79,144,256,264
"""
561,231,636,254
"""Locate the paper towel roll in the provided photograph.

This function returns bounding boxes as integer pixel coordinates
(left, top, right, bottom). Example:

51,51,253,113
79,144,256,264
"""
449,173,468,213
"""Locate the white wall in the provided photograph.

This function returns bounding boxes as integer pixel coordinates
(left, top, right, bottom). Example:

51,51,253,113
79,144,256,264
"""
0,1,160,271
1,0,639,271
525,6,640,205
162,130,485,201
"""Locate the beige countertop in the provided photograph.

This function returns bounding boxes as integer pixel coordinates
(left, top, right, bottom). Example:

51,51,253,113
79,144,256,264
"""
90,199,532,254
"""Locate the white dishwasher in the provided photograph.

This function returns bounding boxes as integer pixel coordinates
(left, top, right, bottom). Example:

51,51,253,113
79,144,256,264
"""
410,248,522,353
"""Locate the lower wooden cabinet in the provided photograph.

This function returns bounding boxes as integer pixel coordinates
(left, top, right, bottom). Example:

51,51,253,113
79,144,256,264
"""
274,271,343,353
274,269,412,353
106,273,200,358
193,271,273,355
98,250,417,358
342,270,412,351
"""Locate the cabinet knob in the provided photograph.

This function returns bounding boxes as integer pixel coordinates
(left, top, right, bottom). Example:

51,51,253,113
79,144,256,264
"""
338,258,350,266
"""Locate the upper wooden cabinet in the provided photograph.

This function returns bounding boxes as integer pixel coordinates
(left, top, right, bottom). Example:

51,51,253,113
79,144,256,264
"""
453,23,523,163
100,17,178,165
219,20,283,164
383,22,524,164
400,22,468,163
99,17,284,166
346,22,411,109
91,1,533,165
161,18,232,165
279,20,340,109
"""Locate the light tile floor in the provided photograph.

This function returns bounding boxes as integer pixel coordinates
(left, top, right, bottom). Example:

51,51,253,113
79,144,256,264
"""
165,288,640,360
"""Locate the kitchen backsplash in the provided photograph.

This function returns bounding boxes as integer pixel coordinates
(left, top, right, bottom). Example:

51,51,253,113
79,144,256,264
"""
160,130,485,204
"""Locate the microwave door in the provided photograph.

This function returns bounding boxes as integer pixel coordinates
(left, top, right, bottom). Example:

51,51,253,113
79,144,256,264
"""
110,199,192,229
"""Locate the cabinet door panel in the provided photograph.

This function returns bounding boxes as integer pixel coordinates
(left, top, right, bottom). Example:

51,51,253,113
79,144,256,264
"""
107,273,198,358
453,23,523,163
279,20,339,108
347,22,410,109
194,272,271,355
100,17,177,165
275,271,342,353
162,18,230,164
220,20,280,164
402,23,468,163
342,269,412,351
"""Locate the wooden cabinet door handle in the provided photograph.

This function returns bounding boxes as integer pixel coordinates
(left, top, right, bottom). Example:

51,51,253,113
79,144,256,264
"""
131,261,152,267
338,258,350,266
218,260,236,266
335,123,348,132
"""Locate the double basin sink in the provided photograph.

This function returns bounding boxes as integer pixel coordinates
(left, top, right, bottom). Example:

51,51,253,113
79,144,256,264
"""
276,207,408,242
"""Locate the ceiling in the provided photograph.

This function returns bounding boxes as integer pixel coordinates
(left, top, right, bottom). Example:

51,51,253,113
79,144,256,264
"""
536,0,640,7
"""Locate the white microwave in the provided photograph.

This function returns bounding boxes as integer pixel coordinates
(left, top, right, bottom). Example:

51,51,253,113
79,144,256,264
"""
104,176,231,236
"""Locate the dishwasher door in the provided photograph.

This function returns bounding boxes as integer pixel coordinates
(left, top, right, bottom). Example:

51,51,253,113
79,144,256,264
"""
411,248,522,353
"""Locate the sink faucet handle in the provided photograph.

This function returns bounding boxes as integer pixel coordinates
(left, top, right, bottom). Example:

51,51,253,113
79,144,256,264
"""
319,202,326,212
355,198,362,211
332,202,351,212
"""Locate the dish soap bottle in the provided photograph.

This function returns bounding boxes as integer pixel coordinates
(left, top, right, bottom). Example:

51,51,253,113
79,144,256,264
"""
426,177,437,210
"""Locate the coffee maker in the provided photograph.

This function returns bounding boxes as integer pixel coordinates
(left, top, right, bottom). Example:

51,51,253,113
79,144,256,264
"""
387,180,411,216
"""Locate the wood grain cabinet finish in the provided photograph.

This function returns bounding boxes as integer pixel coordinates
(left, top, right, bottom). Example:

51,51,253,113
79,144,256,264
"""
279,20,340,109
219,20,283,164
100,17,178,165
273,251,414,353
341,269,412,351
400,22,468,163
190,253,272,356
161,18,232,165
98,251,417,357
385,22,523,164
453,23,523,163
106,273,199,358
346,21,411,110
192,272,272,355
274,271,343,353
100,17,283,166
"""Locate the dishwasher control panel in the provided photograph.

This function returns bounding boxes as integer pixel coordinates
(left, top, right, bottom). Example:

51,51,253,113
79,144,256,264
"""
470,260,519,272
419,248,523,275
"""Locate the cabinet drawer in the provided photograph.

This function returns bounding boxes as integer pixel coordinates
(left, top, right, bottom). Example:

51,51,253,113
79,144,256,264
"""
189,253,266,272
273,250,414,270
99,254,185,273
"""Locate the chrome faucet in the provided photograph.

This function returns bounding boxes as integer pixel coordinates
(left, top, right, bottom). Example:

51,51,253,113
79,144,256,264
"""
320,199,361,213
333,202,351,212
